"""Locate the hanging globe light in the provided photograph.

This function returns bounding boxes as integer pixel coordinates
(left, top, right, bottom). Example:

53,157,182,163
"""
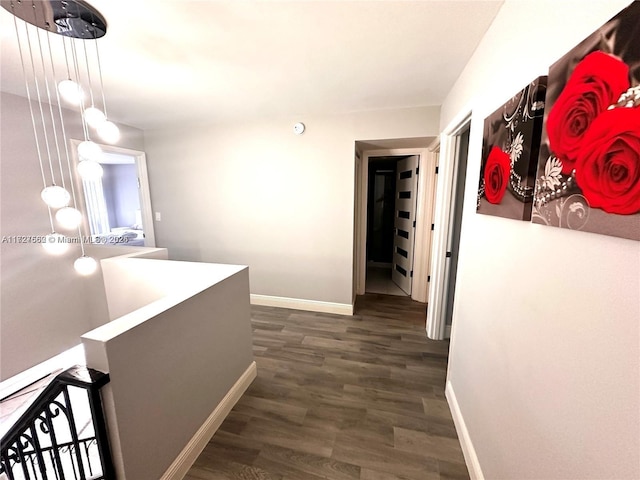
77,160,104,180
55,206,83,229
74,255,98,275
41,185,70,208
96,120,120,144
58,79,84,106
42,233,69,255
77,140,103,162
83,106,106,128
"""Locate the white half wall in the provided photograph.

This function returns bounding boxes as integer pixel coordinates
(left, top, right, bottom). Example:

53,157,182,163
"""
440,1,639,479
144,106,440,306
82,262,253,480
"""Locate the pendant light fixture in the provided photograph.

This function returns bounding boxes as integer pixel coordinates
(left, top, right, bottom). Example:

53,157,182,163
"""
2,0,118,275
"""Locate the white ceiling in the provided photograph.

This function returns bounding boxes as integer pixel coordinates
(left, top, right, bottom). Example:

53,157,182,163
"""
0,1,503,131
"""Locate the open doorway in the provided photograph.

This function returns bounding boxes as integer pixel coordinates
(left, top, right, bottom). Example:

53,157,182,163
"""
365,155,418,296
71,141,156,247
354,140,439,305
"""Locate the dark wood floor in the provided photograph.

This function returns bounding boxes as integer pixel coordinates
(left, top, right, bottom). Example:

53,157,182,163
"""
185,294,469,480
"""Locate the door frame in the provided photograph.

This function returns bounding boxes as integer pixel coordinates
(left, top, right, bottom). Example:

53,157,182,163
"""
69,139,156,247
354,147,437,303
426,110,472,339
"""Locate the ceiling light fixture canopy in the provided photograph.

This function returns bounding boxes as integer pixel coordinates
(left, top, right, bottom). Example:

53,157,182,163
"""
1,0,107,38
2,0,119,275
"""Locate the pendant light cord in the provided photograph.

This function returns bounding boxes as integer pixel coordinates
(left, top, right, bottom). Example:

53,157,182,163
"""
36,26,65,190
12,7,54,232
23,10,56,188
94,38,108,118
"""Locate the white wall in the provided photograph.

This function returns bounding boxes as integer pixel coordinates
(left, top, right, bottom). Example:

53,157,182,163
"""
144,106,439,307
440,1,639,479
0,91,146,379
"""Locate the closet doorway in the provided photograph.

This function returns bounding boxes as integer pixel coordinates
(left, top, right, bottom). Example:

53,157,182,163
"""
365,155,419,296
354,142,438,304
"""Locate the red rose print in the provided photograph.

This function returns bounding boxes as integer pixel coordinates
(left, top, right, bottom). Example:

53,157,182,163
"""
575,106,640,215
547,51,630,174
484,146,511,204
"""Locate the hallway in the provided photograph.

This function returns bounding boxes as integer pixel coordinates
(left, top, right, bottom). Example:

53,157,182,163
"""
186,294,467,480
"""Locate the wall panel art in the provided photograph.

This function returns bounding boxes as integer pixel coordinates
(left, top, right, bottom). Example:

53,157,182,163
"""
477,77,547,220
532,1,640,240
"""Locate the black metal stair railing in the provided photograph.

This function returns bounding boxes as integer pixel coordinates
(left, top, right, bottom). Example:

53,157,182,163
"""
0,366,115,480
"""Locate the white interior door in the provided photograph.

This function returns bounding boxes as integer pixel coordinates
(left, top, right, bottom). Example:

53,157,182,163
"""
392,155,419,294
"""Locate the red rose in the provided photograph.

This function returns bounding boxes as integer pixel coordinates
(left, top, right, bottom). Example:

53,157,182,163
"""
484,146,511,204
547,51,629,174
575,106,640,215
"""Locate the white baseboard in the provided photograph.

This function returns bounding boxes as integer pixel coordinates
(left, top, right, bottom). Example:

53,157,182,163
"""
160,361,257,480
446,380,484,480
250,294,353,316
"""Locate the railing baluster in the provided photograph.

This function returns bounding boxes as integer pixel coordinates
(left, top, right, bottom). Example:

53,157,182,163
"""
3,456,17,480
29,424,48,479
87,388,114,480
61,388,86,480
49,449,60,480
83,441,93,477
27,453,38,479
15,437,31,480
44,406,66,480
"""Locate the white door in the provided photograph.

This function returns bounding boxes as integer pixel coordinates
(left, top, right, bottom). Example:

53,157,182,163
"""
392,155,419,294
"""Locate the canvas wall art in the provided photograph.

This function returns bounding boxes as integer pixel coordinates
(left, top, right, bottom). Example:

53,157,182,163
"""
532,1,640,240
477,77,547,220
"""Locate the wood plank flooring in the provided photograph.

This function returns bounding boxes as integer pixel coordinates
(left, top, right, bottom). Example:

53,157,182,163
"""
185,294,469,480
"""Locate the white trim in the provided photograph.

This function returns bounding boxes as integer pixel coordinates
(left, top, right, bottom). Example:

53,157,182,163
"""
355,150,369,296
426,110,472,340
353,149,363,299
446,380,484,480
133,151,156,247
412,142,440,303
160,361,257,480
250,294,353,316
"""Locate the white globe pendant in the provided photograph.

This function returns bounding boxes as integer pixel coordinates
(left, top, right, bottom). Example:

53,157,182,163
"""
77,140,103,162
83,107,106,128
58,80,84,106
74,255,98,275
41,185,70,208
96,120,120,144
55,207,82,229
77,160,103,180
42,233,69,255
